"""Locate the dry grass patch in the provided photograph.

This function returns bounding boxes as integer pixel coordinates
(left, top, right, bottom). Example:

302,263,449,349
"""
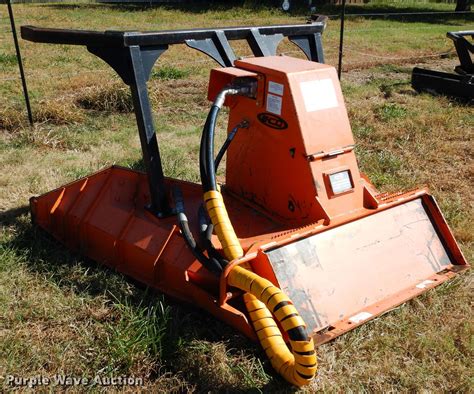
173,339,270,391
73,76,208,119
75,83,134,113
0,100,84,132
35,99,85,125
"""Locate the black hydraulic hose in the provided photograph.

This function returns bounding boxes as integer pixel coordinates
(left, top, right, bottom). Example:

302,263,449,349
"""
200,114,211,192
214,123,245,170
175,87,251,275
173,187,222,275
180,219,223,275
205,105,221,192
201,87,240,193
205,223,229,267
198,204,228,269
198,204,223,264
197,86,252,269
200,120,247,268
198,203,209,236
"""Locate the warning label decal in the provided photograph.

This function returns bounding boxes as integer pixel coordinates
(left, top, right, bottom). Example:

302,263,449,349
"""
266,93,282,115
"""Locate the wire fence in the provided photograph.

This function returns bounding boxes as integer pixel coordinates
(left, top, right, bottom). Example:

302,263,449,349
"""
0,5,472,116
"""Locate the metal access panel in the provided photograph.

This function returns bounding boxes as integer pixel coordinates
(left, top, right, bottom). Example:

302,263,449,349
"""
266,198,458,342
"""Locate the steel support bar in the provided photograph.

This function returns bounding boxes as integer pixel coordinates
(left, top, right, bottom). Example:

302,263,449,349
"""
88,44,171,216
21,22,326,48
129,46,171,216
21,20,327,216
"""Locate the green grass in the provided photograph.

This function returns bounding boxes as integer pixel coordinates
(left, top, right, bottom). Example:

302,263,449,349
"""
1,1,473,392
151,65,192,81
376,102,408,121
0,53,17,70
106,296,171,372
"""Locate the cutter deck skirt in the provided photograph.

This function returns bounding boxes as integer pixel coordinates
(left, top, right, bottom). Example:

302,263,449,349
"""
30,166,467,344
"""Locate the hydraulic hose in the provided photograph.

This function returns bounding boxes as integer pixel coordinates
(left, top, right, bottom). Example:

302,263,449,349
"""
201,87,239,193
200,87,318,386
199,120,247,267
232,269,317,386
214,121,247,170
173,187,223,275
198,204,228,268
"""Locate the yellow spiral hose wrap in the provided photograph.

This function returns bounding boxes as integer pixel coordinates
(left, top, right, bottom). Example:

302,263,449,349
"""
204,190,244,259
203,190,318,387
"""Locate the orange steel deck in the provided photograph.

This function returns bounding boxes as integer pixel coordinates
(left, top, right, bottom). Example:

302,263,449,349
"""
30,165,468,344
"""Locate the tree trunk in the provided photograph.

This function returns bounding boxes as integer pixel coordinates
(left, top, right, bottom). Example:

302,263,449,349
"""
455,0,471,12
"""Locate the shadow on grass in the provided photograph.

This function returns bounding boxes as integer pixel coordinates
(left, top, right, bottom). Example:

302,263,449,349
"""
1,204,296,391
0,205,30,225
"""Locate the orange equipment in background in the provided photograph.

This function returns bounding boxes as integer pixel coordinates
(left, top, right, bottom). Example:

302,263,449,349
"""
23,22,468,386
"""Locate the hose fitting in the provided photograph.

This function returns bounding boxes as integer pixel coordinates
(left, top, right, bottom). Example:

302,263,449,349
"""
214,88,240,108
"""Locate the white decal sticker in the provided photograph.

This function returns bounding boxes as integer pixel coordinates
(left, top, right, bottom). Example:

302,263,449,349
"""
300,79,338,112
266,94,282,115
268,81,284,96
416,280,435,289
349,311,373,324
329,171,352,194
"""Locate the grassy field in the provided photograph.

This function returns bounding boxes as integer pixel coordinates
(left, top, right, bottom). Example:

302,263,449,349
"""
1,1,473,392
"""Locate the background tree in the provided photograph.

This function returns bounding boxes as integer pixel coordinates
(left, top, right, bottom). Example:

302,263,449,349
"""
456,0,471,11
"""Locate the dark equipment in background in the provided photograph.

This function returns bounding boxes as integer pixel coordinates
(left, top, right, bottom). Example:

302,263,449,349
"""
412,31,473,100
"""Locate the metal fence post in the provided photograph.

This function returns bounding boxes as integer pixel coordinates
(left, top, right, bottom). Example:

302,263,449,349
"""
6,0,33,126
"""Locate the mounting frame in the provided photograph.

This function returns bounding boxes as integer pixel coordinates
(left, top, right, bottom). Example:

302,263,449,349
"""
21,17,327,217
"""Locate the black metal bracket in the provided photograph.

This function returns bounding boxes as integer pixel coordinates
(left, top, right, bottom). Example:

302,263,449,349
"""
447,31,473,75
186,30,236,67
247,28,284,57
289,33,325,63
21,19,327,217
411,30,473,100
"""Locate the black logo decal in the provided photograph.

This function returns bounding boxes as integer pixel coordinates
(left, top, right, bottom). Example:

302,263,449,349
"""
257,112,288,130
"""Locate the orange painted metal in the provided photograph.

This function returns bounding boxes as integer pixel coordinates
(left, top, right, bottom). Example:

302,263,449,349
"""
220,57,367,225
30,56,468,344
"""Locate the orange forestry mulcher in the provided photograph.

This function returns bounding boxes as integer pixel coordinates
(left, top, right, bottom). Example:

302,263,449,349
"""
22,21,468,386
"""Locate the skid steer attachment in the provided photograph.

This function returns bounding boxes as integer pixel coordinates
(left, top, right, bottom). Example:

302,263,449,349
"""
412,31,474,99
23,20,468,386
